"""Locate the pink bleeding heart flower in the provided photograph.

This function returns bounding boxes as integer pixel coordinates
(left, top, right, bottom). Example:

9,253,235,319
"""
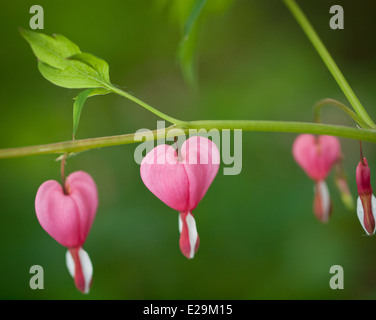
356,156,376,235
140,136,220,259
292,134,341,222
35,170,98,293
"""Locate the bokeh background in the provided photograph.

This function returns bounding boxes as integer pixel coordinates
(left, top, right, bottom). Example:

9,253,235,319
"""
0,0,375,300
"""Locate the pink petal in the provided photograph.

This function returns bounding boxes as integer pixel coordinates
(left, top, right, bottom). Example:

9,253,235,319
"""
293,134,340,181
356,157,373,195
140,137,220,212
140,144,190,212
35,171,98,248
180,137,220,210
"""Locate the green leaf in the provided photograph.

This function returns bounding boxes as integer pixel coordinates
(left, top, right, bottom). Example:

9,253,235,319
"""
20,28,112,89
83,87,112,98
20,28,80,69
178,23,199,88
69,52,110,84
183,0,207,38
38,61,104,88
171,0,234,88
72,88,111,139
177,0,207,88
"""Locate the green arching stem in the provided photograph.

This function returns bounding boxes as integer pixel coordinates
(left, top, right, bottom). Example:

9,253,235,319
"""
314,98,370,128
0,120,375,159
1,1,375,160
107,85,187,127
282,0,376,129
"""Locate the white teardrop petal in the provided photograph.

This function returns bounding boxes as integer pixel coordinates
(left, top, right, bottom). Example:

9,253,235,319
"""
178,214,182,234
66,250,75,278
186,212,198,259
356,195,376,235
65,248,93,294
78,248,93,294
316,180,330,222
372,195,376,226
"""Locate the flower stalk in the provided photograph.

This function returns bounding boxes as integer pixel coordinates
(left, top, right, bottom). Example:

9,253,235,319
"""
282,0,376,129
0,121,375,159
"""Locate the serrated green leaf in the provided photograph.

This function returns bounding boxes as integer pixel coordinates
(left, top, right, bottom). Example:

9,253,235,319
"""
72,88,110,139
21,28,112,89
20,28,80,69
69,52,110,84
38,61,103,88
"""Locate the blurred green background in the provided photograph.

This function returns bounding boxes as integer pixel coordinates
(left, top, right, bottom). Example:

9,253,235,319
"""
0,0,375,300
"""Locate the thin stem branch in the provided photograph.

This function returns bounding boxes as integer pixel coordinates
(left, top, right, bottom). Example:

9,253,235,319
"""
314,98,370,128
61,153,68,194
108,85,188,127
282,0,376,129
0,120,375,159
359,140,365,164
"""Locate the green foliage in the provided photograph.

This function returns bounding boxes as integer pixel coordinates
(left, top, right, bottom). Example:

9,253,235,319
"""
20,28,112,89
21,28,113,138
177,1,205,88
72,88,110,139
156,0,234,88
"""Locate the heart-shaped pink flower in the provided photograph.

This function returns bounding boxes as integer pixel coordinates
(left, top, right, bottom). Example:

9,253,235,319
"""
35,170,98,293
292,134,341,223
35,170,98,248
140,136,220,259
292,134,340,181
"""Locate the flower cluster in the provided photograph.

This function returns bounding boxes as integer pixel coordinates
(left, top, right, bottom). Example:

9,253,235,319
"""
293,134,375,236
34,136,219,293
33,130,373,294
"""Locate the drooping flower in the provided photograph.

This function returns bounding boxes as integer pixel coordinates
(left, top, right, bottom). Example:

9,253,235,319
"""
292,134,341,222
140,136,220,259
35,170,98,293
356,156,376,235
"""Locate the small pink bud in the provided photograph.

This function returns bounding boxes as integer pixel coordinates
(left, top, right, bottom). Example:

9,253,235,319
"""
35,170,98,293
140,136,220,259
356,158,372,196
356,157,376,235
292,134,340,222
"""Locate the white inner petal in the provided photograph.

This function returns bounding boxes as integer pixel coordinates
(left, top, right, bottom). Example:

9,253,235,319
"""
317,180,330,222
186,212,198,259
66,250,75,278
178,214,182,234
372,195,376,234
357,195,376,235
65,248,93,294
357,196,366,233
79,248,93,294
